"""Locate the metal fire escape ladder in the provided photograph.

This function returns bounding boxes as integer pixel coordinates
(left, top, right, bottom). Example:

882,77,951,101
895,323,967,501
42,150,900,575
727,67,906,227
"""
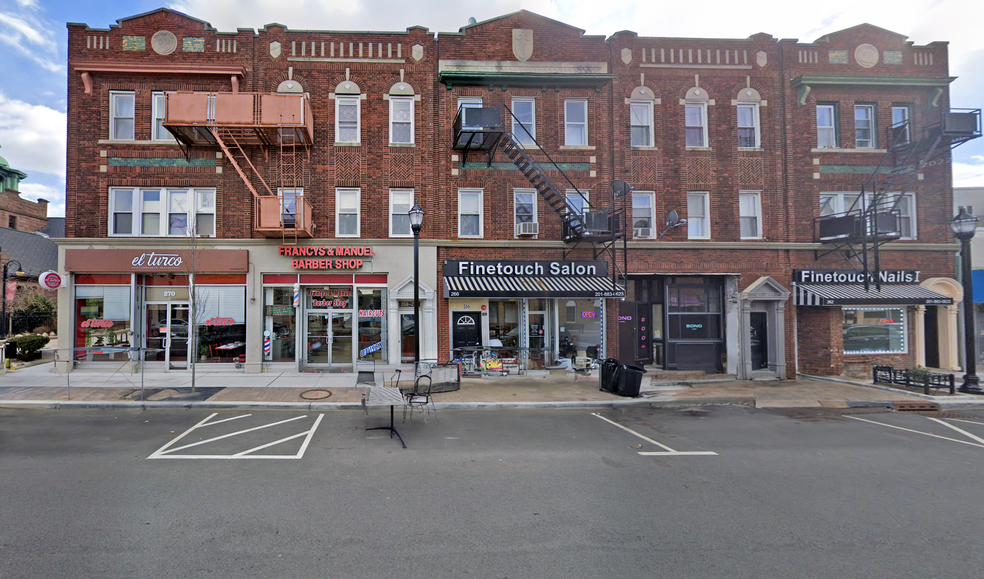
279,125,301,245
211,129,275,199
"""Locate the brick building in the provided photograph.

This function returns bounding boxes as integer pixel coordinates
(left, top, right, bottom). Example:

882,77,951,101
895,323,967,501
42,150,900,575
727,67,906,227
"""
57,8,980,378
0,149,49,233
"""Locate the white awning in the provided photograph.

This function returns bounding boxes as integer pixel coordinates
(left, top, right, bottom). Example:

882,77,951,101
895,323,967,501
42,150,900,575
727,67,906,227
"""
794,284,952,306
444,276,624,298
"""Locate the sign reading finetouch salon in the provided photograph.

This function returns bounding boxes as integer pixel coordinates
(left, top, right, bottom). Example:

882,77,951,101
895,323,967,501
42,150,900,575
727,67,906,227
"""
279,246,373,270
445,260,610,278
794,269,921,285
64,249,248,273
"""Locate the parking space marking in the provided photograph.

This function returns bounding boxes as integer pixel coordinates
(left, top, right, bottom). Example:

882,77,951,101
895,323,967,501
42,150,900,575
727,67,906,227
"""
148,413,324,460
846,416,984,449
927,417,984,446
591,413,718,456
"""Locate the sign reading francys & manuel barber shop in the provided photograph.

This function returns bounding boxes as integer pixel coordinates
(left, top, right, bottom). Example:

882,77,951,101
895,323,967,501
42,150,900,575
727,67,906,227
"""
793,269,921,285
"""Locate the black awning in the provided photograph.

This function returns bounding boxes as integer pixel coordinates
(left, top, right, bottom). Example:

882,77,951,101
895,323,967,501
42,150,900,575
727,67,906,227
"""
444,276,624,298
794,284,952,306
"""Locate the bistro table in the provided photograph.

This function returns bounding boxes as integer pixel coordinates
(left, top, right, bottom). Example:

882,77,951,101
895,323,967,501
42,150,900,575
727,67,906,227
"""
362,385,407,448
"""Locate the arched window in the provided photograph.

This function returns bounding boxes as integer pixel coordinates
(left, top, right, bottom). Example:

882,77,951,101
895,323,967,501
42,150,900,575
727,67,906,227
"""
388,81,416,145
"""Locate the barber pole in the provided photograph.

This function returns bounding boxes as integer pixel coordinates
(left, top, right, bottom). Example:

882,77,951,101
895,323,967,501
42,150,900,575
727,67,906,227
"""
264,337,271,356
293,283,300,308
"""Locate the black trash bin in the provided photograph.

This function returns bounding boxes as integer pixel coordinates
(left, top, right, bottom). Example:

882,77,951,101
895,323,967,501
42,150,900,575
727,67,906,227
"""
4,341,17,362
615,363,647,397
599,358,620,393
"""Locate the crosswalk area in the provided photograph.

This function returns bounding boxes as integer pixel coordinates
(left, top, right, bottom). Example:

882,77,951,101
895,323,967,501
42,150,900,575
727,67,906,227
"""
148,412,324,460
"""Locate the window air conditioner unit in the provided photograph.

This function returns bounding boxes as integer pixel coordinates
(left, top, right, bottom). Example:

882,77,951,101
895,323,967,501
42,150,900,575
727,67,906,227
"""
633,228,652,238
516,221,539,236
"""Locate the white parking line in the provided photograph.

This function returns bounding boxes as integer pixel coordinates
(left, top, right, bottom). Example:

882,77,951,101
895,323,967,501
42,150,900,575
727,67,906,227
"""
846,416,984,449
148,413,324,460
591,413,718,456
927,417,984,446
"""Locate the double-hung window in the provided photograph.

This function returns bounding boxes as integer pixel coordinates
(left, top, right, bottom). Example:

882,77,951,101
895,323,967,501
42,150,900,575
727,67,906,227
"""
685,104,707,147
739,191,762,239
389,96,414,145
737,104,760,148
458,189,483,238
514,189,537,236
336,95,360,144
566,189,588,215
630,101,653,147
819,192,916,240
151,92,174,142
456,97,484,147
855,104,875,148
687,192,710,239
110,91,135,140
336,188,360,237
891,105,911,146
389,189,414,237
632,192,655,238
564,99,588,146
512,98,536,146
109,187,215,236
817,104,837,148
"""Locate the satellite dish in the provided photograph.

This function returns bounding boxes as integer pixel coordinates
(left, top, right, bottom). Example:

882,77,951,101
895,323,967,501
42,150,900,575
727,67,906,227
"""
467,17,477,25
666,210,680,227
611,180,633,197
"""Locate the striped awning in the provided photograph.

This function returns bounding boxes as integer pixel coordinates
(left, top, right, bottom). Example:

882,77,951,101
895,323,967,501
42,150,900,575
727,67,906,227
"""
794,284,952,306
444,276,625,298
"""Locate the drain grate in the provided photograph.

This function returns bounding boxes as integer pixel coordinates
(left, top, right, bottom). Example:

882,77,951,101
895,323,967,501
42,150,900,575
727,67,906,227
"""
893,401,941,412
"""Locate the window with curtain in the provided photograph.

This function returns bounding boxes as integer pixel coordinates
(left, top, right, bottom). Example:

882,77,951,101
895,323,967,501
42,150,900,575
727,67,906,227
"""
685,104,707,147
855,104,875,148
389,189,413,236
389,96,414,144
817,104,837,148
687,192,709,239
336,95,360,143
630,101,653,147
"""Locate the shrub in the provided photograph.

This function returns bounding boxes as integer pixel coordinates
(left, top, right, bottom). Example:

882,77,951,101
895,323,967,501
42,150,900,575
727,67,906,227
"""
10,334,50,361
33,326,52,335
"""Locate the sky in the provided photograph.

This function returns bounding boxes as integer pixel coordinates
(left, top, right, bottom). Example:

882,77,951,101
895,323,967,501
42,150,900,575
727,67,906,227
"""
1,0,982,218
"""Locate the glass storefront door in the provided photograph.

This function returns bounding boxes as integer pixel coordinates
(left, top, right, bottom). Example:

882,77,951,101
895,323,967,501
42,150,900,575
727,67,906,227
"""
145,302,190,370
304,312,353,368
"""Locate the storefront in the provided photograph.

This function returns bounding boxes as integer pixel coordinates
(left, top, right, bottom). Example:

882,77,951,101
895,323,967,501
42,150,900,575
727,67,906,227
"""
443,260,623,371
57,242,438,373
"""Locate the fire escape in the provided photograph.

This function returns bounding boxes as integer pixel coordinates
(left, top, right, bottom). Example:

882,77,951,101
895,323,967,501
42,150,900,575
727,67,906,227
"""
815,108,981,289
163,92,315,243
451,104,625,290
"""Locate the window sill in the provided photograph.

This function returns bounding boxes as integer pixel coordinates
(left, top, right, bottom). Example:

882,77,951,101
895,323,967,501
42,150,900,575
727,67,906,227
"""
335,234,361,238
389,143,416,148
738,147,764,152
334,142,362,147
811,147,887,154
685,146,712,151
98,140,178,145
559,145,595,151
740,236,764,241
630,146,658,151
108,234,216,238
687,237,711,241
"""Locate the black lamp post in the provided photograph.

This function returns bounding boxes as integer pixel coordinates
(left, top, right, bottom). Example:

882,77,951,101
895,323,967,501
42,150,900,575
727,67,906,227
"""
408,202,424,372
951,207,984,394
1,258,25,339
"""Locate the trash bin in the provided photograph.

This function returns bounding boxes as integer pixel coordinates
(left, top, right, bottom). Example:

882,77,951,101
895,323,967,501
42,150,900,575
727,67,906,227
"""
599,358,620,393
4,341,17,365
615,363,647,397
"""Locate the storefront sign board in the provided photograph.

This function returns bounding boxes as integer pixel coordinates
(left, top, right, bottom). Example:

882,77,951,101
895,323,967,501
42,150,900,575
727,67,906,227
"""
793,269,921,285
65,249,248,273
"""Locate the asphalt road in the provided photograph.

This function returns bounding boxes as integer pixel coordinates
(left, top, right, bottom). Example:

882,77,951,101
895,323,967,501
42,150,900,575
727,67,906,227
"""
2,405,984,579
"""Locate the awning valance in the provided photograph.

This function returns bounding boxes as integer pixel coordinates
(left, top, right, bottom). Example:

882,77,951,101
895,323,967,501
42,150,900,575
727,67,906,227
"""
444,276,624,298
794,284,952,306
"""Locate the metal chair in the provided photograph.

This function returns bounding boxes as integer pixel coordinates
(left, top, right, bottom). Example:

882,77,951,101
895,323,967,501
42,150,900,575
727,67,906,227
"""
402,361,436,422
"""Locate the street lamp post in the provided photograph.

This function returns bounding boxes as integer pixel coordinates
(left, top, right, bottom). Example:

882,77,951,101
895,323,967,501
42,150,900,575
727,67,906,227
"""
951,207,984,394
1,257,25,339
408,202,425,373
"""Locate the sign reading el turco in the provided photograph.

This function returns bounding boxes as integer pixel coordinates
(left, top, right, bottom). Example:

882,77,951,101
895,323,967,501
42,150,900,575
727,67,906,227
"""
64,249,248,273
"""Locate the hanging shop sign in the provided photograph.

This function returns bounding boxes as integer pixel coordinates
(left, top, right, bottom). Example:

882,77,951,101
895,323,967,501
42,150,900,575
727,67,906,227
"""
39,271,63,290
793,269,921,285
279,246,374,270
65,249,248,273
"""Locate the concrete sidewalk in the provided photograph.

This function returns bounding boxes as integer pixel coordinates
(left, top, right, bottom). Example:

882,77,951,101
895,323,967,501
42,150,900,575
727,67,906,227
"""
4,361,984,410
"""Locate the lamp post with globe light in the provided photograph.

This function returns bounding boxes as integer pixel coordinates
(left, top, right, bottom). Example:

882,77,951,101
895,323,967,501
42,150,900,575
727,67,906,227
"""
408,202,424,372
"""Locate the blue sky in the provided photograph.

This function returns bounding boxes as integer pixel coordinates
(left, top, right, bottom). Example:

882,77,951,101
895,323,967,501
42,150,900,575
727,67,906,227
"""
1,0,982,217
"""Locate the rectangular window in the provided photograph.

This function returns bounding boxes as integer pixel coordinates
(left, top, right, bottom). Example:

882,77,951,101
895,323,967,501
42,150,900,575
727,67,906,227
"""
566,189,589,215
817,104,837,148
457,97,484,147
336,95,360,144
685,104,707,147
458,189,484,238
278,187,300,228
855,104,875,148
514,189,537,236
109,188,216,237
819,192,915,240
75,285,132,361
151,92,174,142
632,192,655,238
737,104,760,148
512,98,536,146
389,189,414,237
739,191,762,239
389,96,414,145
565,99,588,146
891,105,911,145
843,308,906,354
110,91,135,140
630,101,653,147
687,192,709,239
336,188,360,237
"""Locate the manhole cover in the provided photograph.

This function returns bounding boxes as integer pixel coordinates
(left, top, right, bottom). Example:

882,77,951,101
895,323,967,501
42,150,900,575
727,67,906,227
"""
300,389,332,400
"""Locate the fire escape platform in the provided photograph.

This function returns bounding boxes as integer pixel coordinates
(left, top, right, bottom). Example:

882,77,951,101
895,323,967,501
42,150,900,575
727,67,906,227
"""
255,196,314,238
163,92,314,147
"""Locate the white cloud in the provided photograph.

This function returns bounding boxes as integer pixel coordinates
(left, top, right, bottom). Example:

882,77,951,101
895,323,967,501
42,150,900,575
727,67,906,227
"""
0,92,66,179
955,156,984,188
0,10,63,74
17,182,64,218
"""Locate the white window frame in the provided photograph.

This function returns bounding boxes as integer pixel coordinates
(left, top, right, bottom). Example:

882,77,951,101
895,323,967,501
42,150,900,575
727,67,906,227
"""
631,192,655,238
892,105,911,145
817,104,837,148
855,104,876,149
687,192,710,239
819,191,916,240
108,187,216,237
335,95,361,144
564,99,588,146
152,92,175,142
739,191,763,239
514,189,538,236
685,103,708,148
843,308,908,355
110,91,135,141
389,189,414,237
335,188,361,237
512,98,536,146
458,188,484,238
457,97,484,147
389,96,414,145
566,189,589,215
630,101,654,148
737,103,760,149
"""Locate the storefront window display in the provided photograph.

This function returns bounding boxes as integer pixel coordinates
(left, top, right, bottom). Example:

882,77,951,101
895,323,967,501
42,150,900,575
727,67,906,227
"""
560,299,603,361
75,284,132,361
264,287,296,362
843,308,906,354
489,299,520,347
194,285,246,363
357,287,387,362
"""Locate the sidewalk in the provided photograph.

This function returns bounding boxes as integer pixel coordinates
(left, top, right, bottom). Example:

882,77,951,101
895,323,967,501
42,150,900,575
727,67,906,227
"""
4,361,984,410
